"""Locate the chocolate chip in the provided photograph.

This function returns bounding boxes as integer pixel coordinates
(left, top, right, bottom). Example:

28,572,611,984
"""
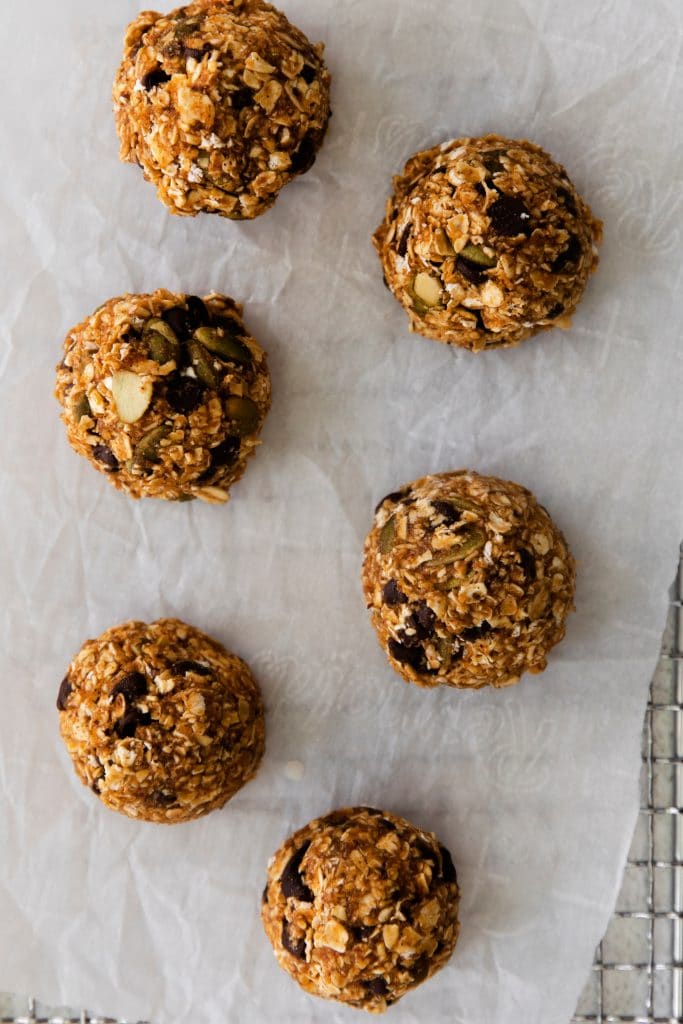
262,885,269,905
56,676,72,711
397,224,411,257
281,841,314,902
382,273,390,290
290,134,317,174
414,838,437,865
352,925,375,942
546,303,565,319
551,233,582,273
300,64,316,84
460,621,493,642
185,295,209,330
141,69,171,91
93,445,119,471
162,305,191,338
431,499,462,525
169,660,212,676
184,45,209,60
482,150,505,175
456,254,486,285
115,709,151,740
518,547,536,579
489,194,532,236
231,87,253,110
198,437,241,482
382,580,407,605
438,844,458,884
557,185,578,216
166,377,206,414
150,791,176,806
409,956,431,986
474,181,487,197
407,603,436,640
388,638,426,672
281,922,306,960
374,489,407,513
90,779,102,794
111,671,147,703
364,978,389,997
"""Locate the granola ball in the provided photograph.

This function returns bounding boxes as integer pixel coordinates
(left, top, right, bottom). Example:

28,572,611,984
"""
374,134,602,351
113,0,331,219
362,471,576,689
55,290,271,503
57,618,265,824
261,807,460,1013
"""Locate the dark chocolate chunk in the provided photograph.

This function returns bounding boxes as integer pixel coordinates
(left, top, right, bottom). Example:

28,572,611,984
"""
407,603,436,640
169,660,212,676
409,956,431,986
198,437,241,482
388,638,426,672
364,978,389,997
161,305,192,338
482,150,505,175
397,224,411,257
557,185,578,216
382,579,407,605
489,194,532,236
262,885,269,905
231,87,253,110
474,181,487,196
56,676,72,711
438,844,458,884
141,69,171,91
456,254,486,285
517,547,536,579
460,621,493,642
551,233,582,273
281,841,314,902
185,295,209,330
546,302,565,320
166,377,206,414
352,925,375,942
431,500,462,525
115,709,151,740
93,445,119,471
111,671,147,703
374,489,408,514
150,791,176,806
281,922,307,960
184,44,209,61
300,64,317,84
290,134,317,174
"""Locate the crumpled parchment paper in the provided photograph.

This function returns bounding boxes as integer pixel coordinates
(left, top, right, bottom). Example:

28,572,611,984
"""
1,1,682,1022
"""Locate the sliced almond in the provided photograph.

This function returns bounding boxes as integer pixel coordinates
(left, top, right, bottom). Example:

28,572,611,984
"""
112,371,153,424
412,272,443,308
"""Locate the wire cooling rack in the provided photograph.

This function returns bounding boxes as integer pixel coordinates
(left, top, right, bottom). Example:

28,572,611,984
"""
2,548,682,1024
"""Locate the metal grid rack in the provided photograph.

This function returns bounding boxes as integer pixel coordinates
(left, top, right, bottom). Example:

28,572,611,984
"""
2,548,682,1024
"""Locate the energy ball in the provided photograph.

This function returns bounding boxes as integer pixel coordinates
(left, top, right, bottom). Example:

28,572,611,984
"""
373,134,602,351
114,0,331,219
261,807,460,1013
362,471,576,689
57,618,265,823
55,290,271,503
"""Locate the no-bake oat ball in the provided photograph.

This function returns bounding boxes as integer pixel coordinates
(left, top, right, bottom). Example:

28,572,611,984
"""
262,807,460,1013
57,618,265,823
55,290,271,503
114,0,331,219
362,471,576,689
374,135,602,351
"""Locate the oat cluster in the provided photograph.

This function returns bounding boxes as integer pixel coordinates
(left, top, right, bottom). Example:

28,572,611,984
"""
114,0,331,218
374,134,602,350
261,807,460,1013
54,290,271,503
57,618,265,824
362,471,576,689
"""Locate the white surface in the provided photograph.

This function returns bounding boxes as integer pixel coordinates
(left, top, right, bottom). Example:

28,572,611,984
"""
0,1,682,1022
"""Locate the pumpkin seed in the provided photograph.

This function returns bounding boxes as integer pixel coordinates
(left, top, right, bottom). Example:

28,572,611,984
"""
188,341,219,388
428,528,486,568
73,393,91,421
458,244,497,268
131,424,171,465
193,326,251,364
379,515,396,555
412,271,443,307
224,396,260,436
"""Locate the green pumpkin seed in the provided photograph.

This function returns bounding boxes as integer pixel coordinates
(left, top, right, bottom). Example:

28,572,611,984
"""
459,244,497,268
224,396,260,437
188,341,219,388
428,528,486,568
73,393,91,421
193,327,252,365
437,638,453,671
132,424,171,466
143,318,179,345
148,332,181,364
445,494,483,514
379,515,396,555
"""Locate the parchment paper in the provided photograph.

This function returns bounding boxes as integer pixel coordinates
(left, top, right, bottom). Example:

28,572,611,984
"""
1,1,682,1021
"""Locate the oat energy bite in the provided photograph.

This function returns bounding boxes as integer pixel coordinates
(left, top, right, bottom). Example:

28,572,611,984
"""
57,618,265,823
362,471,576,689
114,0,331,218
374,135,602,351
262,807,460,1013
55,290,271,503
